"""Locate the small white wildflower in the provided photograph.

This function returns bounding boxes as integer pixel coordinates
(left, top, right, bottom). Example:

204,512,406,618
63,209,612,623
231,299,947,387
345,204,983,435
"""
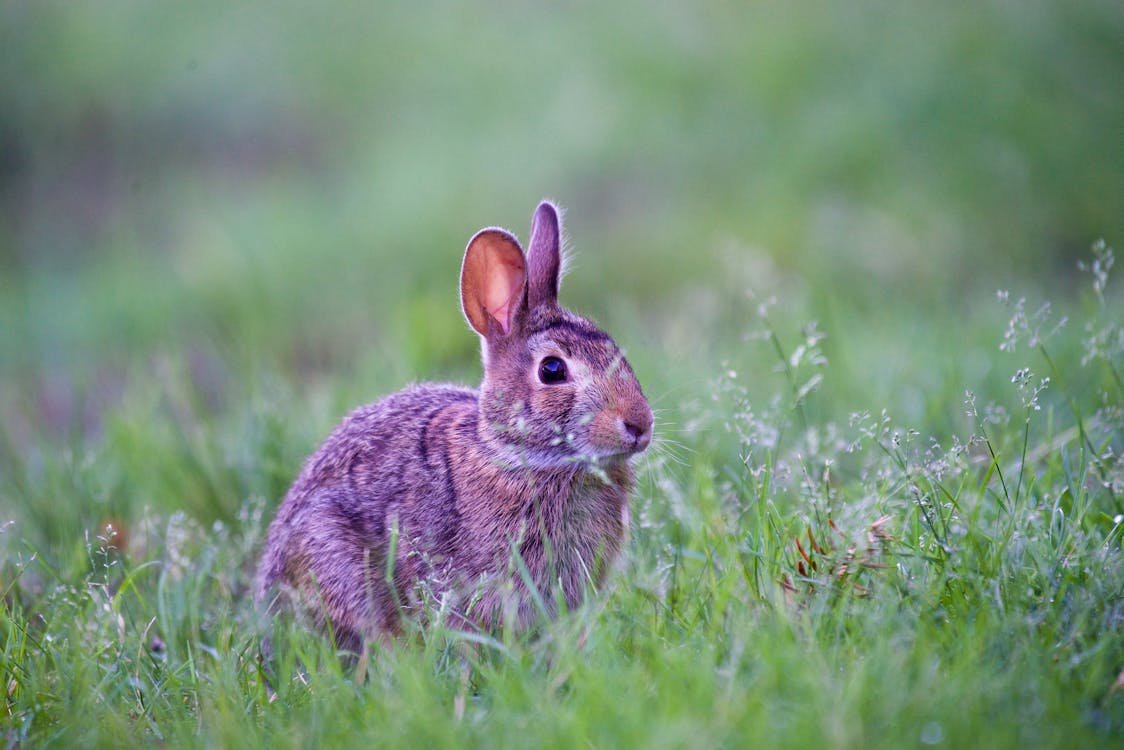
1012,367,1049,413
983,402,1009,426
1078,239,1114,304
1081,320,1123,366
964,391,977,418
756,296,777,319
1000,296,1027,352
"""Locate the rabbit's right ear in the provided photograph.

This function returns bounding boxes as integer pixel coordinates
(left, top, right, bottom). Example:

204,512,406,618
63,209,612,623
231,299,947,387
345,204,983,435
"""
460,228,527,337
527,201,562,310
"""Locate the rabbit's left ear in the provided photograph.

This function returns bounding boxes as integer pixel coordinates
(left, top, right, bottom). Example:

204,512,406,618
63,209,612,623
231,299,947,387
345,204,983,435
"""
461,228,527,337
527,201,562,310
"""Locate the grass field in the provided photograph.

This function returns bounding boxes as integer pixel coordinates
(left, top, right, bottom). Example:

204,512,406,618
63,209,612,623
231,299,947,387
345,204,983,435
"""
2,2,1123,747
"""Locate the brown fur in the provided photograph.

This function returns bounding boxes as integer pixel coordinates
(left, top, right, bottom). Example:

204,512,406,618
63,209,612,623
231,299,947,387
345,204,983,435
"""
256,201,652,651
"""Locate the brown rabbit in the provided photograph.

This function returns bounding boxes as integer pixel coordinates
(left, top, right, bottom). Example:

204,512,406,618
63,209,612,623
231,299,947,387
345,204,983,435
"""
256,201,652,651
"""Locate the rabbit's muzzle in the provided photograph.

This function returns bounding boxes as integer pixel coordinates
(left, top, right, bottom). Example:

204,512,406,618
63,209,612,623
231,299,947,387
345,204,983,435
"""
588,399,654,457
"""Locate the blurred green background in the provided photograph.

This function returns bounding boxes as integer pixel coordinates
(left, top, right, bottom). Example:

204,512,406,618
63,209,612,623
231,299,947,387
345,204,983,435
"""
1,1,1121,537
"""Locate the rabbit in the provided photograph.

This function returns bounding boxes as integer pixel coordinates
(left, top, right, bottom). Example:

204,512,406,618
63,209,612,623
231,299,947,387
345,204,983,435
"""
255,200,653,652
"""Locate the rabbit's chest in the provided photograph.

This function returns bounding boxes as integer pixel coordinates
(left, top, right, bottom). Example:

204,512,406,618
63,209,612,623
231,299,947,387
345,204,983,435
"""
519,471,630,577
550,480,624,542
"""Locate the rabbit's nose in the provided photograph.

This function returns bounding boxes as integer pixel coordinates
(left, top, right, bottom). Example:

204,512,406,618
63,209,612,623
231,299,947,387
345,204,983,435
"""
622,410,653,452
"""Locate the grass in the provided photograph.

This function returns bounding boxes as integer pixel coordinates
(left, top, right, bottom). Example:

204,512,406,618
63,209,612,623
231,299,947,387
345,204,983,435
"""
3,249,1121,747
2,2,1123,748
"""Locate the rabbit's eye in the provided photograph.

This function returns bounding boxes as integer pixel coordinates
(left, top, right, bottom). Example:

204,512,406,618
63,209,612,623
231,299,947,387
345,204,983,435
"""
539,356,568,384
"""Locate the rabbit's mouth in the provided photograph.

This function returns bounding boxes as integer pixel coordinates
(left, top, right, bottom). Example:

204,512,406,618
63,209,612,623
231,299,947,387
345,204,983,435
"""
487,434,647,472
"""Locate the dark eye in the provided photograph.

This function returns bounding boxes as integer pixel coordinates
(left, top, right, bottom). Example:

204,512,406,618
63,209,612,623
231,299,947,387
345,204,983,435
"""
538,356,567,384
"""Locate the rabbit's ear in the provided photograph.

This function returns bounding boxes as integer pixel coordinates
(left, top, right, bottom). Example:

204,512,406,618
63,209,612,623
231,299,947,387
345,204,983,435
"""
527,201,562,310
461,228,527,337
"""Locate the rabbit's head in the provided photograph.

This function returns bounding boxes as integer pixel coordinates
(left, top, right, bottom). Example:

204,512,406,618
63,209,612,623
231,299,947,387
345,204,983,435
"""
460,201,653,468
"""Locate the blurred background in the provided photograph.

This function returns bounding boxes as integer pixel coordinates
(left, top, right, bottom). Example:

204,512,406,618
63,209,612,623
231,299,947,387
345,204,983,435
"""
1,1,1121,543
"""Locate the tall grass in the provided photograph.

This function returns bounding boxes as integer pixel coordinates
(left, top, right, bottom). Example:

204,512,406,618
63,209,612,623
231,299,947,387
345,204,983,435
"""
2,244,1120,748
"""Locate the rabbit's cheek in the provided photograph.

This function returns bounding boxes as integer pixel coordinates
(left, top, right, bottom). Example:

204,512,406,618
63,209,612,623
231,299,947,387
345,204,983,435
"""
532,385,575,417
587,409,631,454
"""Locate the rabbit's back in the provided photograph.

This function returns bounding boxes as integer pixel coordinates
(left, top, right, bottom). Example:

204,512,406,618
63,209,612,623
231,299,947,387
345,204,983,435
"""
255,384,480,644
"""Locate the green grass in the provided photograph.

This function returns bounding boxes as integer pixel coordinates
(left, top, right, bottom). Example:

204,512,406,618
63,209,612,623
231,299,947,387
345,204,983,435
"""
2,2,1123,747
3,256,1121,747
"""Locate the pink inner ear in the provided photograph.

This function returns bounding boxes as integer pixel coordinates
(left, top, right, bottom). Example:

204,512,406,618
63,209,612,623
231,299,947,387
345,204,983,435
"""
485,256,525,334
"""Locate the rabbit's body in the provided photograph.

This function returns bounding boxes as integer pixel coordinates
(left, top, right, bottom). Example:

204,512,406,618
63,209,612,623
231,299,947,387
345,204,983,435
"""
257,202,650,650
